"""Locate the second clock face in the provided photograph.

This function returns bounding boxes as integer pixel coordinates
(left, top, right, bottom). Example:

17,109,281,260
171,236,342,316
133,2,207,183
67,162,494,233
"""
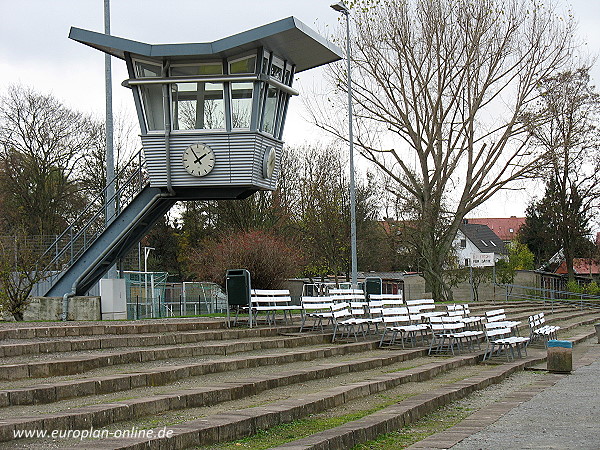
183,143,215,177
262,147,276,179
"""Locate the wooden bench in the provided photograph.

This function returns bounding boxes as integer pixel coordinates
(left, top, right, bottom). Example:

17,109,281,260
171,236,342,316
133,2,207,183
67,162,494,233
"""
330,302,373,342
485,309,521,333
250,289,296,325
328,288,365,297
483,323,529,361
364,294,404,334
406,298,444,322
378,306,429,348
528,312,560,346
447,304,484,330
299,296,335,332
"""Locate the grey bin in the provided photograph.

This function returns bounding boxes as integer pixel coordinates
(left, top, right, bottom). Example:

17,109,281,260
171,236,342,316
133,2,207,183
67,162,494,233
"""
226,269,252,327
365,277,383,297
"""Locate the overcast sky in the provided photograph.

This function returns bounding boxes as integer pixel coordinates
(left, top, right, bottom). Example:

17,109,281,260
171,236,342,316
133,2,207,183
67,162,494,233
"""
1,0,598,219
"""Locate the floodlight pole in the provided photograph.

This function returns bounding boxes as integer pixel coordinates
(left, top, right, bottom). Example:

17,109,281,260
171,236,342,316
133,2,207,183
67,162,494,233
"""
331,1,358,288
104,0,116,279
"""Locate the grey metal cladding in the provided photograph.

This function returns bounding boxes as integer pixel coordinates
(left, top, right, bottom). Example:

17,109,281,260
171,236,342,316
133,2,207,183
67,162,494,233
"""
68,16,342,72
142,133,281,189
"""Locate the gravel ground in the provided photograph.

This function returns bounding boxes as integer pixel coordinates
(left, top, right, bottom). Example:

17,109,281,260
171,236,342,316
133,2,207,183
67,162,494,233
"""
452,344,600,450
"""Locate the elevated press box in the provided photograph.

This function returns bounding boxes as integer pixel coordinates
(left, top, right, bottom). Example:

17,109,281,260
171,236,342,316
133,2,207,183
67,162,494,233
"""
69,18,341,197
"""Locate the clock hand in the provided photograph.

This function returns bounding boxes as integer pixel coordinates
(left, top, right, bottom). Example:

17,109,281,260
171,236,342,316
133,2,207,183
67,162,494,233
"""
194,153,208,164
189,147,204,163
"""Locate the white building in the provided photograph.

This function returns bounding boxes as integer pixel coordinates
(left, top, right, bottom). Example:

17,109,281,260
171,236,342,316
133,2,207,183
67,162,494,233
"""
453,223,507,267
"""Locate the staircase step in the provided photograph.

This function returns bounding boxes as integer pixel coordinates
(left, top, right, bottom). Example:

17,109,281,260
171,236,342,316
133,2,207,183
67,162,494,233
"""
0,331,326,381
0,338,385,406
1,303,597,448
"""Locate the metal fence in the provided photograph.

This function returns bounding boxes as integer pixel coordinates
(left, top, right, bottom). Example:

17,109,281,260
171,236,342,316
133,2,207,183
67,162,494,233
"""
125,281,227,319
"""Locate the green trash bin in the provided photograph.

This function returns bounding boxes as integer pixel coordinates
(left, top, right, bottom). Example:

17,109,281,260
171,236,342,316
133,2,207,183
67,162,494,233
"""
226,269,252,327
365,277,382,298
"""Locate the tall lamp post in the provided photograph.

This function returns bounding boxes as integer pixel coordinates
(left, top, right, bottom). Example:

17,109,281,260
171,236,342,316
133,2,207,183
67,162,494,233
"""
104,0,116,279
331,1,358,288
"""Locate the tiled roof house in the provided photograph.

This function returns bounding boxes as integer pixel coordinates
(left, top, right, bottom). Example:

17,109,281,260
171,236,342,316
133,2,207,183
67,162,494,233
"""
463,217,525,243
454,223,507,267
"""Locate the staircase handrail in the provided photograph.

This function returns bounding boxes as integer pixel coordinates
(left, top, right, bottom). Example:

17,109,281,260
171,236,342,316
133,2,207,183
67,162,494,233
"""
36,149,149,278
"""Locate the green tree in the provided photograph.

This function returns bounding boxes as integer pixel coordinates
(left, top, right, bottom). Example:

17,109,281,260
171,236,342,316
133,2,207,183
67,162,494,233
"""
519,179,595,272
496,241,535,285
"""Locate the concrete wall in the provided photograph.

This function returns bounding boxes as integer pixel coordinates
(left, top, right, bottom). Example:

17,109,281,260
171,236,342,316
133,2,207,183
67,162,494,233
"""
400,270,538,303
402,274,428,300
450,270,537,302
22,296,101,321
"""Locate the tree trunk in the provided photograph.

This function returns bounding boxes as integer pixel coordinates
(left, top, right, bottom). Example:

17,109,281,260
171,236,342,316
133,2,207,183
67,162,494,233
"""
564,245,576,282
421,243,454,302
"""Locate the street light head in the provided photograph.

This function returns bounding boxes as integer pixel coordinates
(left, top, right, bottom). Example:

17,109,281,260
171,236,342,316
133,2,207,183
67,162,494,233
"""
330,1,349,14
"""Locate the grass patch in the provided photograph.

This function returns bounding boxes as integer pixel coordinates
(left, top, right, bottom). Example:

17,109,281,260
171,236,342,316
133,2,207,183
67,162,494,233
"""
352,402,475,449
196,394,414,449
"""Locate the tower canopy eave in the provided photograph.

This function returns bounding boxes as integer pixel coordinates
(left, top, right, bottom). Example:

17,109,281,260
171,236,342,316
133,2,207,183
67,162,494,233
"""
68,16,342,72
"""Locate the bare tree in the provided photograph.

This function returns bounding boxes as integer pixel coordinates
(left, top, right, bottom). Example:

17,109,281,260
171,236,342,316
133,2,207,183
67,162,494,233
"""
77,110,139,203
310,0,576,299
0,231,50,321
523,67,600,280
0,85,95,236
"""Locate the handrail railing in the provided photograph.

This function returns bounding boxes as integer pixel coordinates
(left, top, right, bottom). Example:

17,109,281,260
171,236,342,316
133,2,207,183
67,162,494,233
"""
499,282,600,311
34,150,149,294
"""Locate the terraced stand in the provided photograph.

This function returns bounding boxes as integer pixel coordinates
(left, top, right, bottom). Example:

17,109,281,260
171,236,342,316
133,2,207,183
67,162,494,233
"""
0,301,598,449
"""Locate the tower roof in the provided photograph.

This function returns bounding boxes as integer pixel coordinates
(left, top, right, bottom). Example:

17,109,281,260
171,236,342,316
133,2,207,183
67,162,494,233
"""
69,16,342,73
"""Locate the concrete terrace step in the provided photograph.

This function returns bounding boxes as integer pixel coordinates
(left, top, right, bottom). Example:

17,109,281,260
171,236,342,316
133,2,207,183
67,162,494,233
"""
0,338,384,407
0,311,593,409
0,330,325,381
0,303,596,448
0,346,437,442
271,329,596,450
0,325,299,358
30,353,486,448
0,318,227,340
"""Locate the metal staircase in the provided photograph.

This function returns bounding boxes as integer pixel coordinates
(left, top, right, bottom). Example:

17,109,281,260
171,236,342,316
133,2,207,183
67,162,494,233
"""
35,150,175,297
35,149,258,298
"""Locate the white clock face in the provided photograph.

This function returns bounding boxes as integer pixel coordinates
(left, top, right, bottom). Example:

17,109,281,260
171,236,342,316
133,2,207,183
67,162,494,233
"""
262,147,276,179
183,143,215,177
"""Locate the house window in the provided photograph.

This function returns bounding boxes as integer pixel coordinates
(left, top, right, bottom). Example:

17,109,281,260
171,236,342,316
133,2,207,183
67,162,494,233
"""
481,240,488,247
465,258,470,266
460,239,466,249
